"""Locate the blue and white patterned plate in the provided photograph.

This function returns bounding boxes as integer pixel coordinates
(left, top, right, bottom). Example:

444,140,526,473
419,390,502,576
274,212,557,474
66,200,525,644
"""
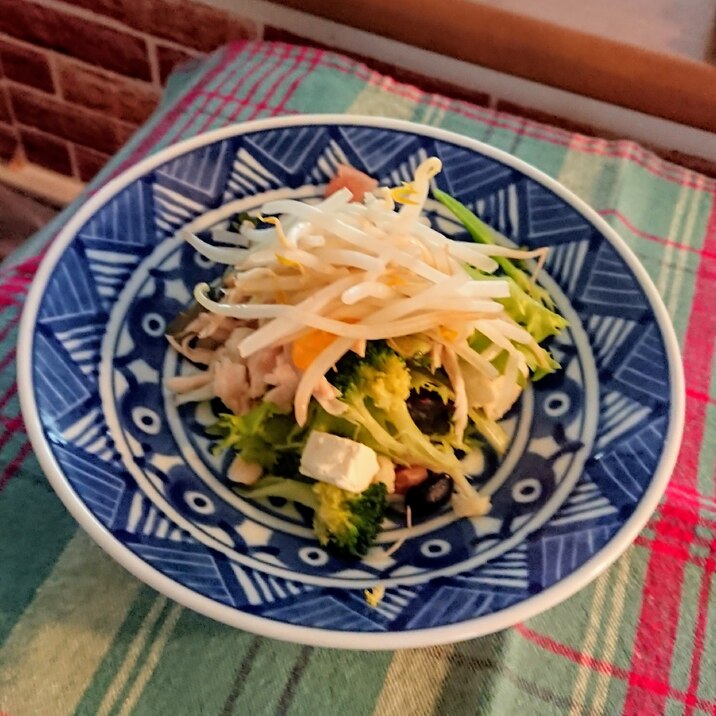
18,116,684,649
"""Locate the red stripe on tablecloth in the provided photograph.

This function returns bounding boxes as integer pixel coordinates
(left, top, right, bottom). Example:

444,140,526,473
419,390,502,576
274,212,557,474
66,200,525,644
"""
0,314,19,350
0,414,27,492
0,382,17,414
272,48,324,117
0,346,17,377
634,534,715,571
686,387,716,405
682,213,716,714
623,201,716,715
684,537,716,716
517,625,716,711
624,530,692,715
0,441,32,493
600,209,716,260
666,484,716,516
194,43,295,134
243,44,313,122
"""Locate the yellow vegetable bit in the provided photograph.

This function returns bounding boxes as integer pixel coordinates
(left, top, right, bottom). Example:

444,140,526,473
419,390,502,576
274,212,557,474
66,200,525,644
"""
291,329,338,371
275,253,302,270
259,215,291,249
385,272,405,287
364,585,385,608
439,325,458,342
291,319,359,370
390,183,418,206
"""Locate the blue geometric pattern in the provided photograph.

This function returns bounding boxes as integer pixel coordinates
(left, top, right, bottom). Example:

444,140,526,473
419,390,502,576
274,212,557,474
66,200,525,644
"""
33,329,94,431
337,126,420,176
521,182,594,245
576,241,648,319
529,521,622,589
38,244,105,325
79,180,157,248
53,442,126,527
610,325,671,403
28,122,676,635
436,142,516,201
155,138,239,207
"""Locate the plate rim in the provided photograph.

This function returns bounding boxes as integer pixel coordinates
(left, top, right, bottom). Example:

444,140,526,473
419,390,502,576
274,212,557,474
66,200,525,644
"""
17,114,685,649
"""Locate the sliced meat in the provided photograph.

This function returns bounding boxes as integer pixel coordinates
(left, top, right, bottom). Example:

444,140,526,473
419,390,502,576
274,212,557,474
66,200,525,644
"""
165,370,213,394
264,359,300,410
325,165,378,202
394,465,428,495
312,376,347,416
213,357,250,415
246,345,282,399
224,326,254,362
227,456,262,485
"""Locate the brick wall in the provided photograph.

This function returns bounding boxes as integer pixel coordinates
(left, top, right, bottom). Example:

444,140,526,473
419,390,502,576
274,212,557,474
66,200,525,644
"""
0,0,499,185
0,0,257,181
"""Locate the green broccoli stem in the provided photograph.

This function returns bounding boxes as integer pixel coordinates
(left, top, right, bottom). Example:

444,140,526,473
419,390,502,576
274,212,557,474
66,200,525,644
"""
469,409,509,454
343,400,406,455
433,188,555,308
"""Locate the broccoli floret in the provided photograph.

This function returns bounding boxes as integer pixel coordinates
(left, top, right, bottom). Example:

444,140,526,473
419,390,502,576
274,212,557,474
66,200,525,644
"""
330,342,462,472
329,341,488,513
240,477,388,558
312,482,388,558
206,402,304,470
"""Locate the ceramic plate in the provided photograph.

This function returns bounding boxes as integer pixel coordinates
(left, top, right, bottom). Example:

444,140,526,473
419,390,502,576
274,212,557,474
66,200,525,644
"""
18,116,684,649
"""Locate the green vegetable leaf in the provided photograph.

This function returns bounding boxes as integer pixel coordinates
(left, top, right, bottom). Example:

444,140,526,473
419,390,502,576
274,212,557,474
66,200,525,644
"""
409,367,454,405
228,211,259,232
207,402,304,469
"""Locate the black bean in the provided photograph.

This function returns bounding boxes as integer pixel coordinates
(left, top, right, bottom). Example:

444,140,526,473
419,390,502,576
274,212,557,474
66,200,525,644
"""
405,472,454,519
406,392,453,435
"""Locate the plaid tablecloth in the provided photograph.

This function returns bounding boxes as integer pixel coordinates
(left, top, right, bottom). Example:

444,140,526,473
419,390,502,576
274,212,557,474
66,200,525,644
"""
1,41,715,716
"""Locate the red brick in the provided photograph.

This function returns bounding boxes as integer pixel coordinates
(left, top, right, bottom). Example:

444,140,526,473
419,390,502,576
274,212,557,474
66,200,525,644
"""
67,0,131,24
115,120,139,147
0,0,151,80
10,85,132,155
74,144,110,182
0,85,11,123
0,39,54,93
58,59,160,125
0,121,18,160
19,126,72,175
70,0,257,52
156,43,198,84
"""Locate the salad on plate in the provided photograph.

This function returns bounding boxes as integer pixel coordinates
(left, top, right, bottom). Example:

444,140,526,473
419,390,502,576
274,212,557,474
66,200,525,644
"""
165,157,567,559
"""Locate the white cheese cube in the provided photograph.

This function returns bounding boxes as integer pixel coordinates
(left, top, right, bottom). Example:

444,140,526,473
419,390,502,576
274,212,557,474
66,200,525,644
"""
299,431,379,493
